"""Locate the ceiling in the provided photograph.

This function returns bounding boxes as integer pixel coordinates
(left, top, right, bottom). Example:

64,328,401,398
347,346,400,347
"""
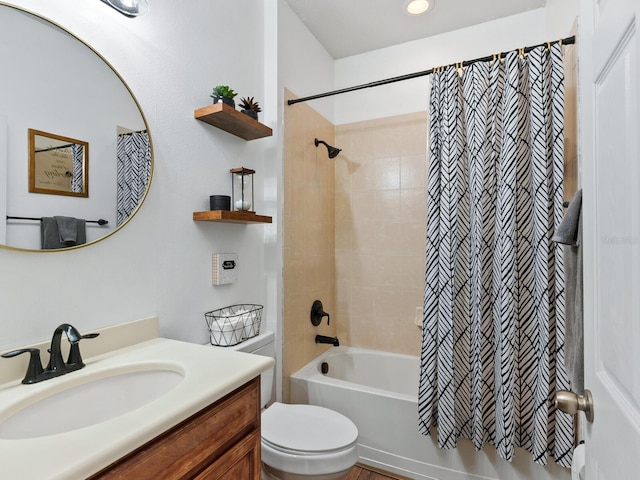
285,0,546,59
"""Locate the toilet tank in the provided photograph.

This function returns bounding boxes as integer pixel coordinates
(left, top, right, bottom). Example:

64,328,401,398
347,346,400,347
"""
210,331,275,408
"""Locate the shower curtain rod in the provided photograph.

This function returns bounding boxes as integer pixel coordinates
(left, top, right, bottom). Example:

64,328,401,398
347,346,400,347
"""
287,35,576,106
118,129,148,136
36,143,76,153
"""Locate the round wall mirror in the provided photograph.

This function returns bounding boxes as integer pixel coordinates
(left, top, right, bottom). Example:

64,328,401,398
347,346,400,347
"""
0,4,153,251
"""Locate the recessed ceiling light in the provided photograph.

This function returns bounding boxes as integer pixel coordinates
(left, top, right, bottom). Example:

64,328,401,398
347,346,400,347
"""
403,0,433,16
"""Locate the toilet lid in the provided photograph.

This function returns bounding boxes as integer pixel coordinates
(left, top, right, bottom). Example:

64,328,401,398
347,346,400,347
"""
262,403,358,453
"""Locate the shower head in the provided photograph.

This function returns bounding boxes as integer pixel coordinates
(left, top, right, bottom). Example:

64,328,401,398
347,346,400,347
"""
314,138,341,159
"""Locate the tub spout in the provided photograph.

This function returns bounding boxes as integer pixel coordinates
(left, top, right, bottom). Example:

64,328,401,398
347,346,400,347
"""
315,335,339,347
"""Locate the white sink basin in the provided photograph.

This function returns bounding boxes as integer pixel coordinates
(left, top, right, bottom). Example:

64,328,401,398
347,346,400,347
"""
0,337,274,479
0,367,183,439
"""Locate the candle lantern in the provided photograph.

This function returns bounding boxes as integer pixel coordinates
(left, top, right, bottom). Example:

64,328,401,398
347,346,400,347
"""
231,167,255,212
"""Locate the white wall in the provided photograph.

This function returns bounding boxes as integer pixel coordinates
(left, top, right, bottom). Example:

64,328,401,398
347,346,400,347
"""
277,0,335,124
334,2,579,125
0,116,7,244
0,0,277,350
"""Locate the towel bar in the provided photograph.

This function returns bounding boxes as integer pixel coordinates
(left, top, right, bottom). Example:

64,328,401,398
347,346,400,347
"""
6,216,108,225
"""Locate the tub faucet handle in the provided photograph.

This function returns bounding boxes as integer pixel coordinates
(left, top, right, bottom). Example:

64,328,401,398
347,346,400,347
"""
310,300,331,326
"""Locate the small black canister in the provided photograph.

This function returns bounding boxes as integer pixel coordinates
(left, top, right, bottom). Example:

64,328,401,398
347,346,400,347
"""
210,195,231,211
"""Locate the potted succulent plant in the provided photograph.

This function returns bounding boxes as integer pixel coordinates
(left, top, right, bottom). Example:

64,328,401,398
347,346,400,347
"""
238,97,262,121
210,85,237,108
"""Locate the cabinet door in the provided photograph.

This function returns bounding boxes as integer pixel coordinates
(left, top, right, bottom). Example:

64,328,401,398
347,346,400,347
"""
89,378,260,480
195,430,261,480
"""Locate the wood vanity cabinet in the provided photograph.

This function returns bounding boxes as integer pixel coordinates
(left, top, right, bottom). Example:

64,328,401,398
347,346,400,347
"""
89,377,261,480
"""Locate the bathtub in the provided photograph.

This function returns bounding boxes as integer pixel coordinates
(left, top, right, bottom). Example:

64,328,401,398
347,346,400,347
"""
290,346,570,480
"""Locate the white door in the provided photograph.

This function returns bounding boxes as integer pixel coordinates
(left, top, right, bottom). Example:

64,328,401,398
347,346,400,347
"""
579,0,640,477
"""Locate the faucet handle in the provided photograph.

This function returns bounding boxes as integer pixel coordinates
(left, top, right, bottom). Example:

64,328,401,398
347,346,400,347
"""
311,300,331,326
2,348,44,384
66,324,83,343
67,332,100,368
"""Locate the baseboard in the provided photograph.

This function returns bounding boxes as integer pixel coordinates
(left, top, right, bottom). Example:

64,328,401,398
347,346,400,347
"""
355,462,417,480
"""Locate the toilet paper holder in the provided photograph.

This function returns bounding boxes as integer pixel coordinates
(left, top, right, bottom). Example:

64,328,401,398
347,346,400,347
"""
554,389,594,423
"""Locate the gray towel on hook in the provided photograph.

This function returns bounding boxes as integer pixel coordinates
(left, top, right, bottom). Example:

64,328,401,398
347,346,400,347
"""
553,190,582,246
553,189,584,394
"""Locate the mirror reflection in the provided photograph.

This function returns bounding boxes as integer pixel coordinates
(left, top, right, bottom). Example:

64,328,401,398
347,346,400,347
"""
0,5,152,251
29,129,89,197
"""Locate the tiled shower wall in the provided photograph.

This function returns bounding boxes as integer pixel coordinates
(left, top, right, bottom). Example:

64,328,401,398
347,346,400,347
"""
334,113,428,357
282,89,336,401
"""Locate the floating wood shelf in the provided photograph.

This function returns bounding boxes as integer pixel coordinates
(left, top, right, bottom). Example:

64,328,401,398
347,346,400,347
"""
194,103,272,140
193,210,272,224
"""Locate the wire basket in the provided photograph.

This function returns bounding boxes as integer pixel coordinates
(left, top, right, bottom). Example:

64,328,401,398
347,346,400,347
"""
204,304,263,346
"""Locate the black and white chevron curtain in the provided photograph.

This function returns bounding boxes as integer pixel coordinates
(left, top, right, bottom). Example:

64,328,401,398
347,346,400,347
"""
418,43,573,467
71,144,84,193
117,131,151,226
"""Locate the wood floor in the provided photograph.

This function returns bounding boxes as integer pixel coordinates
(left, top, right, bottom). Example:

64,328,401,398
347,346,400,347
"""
344,463,413,480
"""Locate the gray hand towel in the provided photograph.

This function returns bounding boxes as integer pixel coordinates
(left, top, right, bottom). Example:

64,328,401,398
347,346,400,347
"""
553,189,584,394
55,216,79,246
41,217,62,249
41,216,87,249
553,189,582,246
73,218,86,246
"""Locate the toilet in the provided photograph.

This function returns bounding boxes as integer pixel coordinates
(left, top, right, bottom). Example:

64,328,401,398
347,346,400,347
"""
211,331,359,480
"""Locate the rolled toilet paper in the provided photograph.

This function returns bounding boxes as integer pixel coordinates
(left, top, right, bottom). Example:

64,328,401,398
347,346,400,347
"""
571,443,586,480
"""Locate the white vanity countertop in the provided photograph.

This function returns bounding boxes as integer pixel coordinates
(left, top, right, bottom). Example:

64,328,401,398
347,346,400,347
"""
0,337,274,479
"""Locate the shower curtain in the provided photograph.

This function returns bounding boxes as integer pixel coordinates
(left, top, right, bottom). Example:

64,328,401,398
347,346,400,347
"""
418,43,573,468
71,143,84,193
116,131,151,226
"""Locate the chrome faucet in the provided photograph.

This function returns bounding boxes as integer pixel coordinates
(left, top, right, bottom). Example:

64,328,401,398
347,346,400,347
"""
1,323,99,384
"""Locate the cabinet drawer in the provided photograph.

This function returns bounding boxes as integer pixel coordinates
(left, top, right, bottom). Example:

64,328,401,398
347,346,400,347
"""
90,377,260,479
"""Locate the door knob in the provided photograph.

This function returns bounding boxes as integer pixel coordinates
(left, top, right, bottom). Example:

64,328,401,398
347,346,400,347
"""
554,389,594,423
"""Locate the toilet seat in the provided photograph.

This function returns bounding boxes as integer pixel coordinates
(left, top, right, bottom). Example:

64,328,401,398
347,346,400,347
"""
262,403,358,452
261,403,359,476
